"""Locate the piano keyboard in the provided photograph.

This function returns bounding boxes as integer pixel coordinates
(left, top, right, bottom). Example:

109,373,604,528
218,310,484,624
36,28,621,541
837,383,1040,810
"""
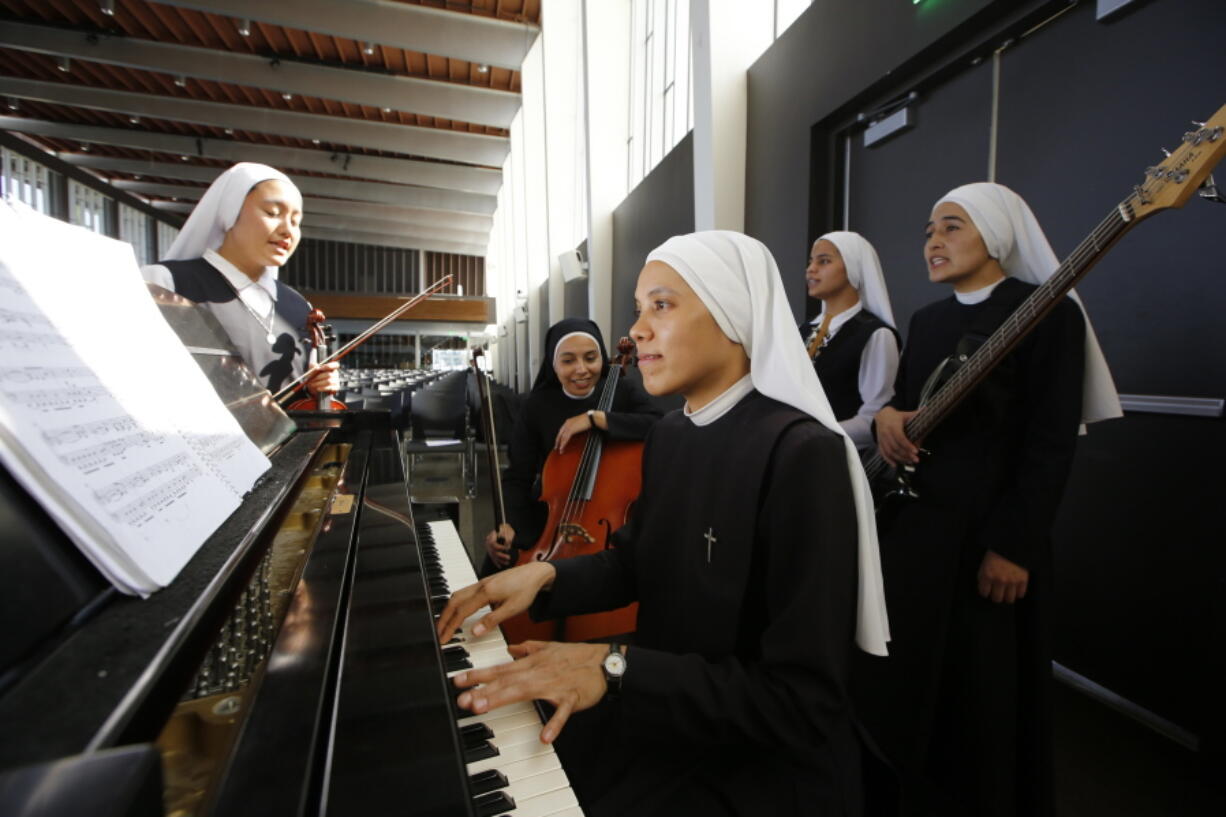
418,518,585,817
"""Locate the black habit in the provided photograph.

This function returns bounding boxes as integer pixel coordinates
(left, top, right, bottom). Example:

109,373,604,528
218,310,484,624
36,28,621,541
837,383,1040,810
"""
800,310,900,422
853,277,1085,817
157,257,311,393
533,391,863,816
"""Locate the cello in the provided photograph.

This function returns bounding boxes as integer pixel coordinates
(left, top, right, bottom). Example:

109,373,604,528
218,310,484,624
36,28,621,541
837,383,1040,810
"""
501,338,643,644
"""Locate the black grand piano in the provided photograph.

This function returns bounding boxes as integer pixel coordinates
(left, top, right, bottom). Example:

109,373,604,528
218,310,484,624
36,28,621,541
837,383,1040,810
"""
0,292,581,817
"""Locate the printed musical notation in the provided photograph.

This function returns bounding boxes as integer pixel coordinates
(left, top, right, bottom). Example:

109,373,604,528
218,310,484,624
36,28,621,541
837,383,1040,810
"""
57,430,166,475
0,330,68,352
93,452,194,506
4,384,111,412
0,366,93,385
111,467,204,528
0,199,270,594
41,416,140,448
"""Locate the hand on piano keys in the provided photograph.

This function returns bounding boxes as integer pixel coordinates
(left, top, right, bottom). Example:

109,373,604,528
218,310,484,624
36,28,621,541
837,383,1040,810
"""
422,520,586,817
454,639,609,744
435,560,558,644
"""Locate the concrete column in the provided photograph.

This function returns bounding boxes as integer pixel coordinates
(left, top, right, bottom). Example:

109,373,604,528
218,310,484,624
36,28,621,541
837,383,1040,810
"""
581,0,631,343
691,0,773,232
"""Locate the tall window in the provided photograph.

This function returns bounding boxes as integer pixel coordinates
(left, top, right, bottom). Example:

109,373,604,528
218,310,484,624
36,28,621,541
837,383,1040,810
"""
627,0,693,191
156,221,180,260
118,204,151,266
68,179,110,235
1,147,62,214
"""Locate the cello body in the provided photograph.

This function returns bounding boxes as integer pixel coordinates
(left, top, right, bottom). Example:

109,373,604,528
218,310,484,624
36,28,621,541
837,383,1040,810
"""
500,338,645,645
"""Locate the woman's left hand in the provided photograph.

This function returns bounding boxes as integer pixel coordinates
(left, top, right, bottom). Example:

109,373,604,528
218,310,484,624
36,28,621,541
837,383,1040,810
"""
554,412,595,454
453,640,609,743
304,361,340,395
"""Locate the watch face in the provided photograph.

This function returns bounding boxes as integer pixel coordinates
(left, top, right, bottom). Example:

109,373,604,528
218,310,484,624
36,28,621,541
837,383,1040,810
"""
604,652,626,677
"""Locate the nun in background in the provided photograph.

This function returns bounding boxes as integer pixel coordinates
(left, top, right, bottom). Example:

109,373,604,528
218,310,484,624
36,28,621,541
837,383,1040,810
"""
481,317,661,573
858,183,1121,817
802,231,901,453
437,231,890,817
141,162,338,396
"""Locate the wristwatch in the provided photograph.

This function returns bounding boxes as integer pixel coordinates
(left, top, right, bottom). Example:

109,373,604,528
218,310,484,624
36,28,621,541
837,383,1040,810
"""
586,408,597,424
602,643,627,698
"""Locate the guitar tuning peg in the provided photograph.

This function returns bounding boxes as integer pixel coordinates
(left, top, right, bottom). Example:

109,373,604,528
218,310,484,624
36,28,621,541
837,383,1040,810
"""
1161,147,1172,157
1192,121,1206,128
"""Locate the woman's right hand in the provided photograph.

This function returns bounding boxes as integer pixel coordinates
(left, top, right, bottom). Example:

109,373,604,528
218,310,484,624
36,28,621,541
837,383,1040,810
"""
435,561,557,644
875,406,920,467
484,523,516,568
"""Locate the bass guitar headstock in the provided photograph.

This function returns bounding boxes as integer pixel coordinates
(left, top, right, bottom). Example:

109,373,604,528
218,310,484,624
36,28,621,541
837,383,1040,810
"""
1129,103,1226,221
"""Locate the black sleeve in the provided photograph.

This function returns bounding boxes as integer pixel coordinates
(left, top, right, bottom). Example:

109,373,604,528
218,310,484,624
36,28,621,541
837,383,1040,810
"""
623,425,858,754
887,313,923,413
977,297,1086,567
603,378,663,441
502,397,547,551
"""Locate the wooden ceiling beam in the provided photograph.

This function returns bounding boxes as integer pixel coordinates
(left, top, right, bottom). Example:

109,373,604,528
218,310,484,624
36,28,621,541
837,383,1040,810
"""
0,114,502,194
150,0,538,70
0,20,522,128
0,76,509,165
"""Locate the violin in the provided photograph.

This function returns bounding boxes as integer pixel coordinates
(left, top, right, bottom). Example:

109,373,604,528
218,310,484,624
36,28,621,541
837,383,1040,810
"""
501,337,643,644
285,309,346,411
273,275,453,409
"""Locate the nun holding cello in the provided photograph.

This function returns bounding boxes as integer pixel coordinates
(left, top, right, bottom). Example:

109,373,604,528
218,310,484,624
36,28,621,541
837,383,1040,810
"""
481,318,662,575
141,162,338,397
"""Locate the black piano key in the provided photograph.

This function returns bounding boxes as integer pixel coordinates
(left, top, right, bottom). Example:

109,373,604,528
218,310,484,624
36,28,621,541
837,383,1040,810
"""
459,722,494,743
473,791,516,817
443,651,472,672
463,741,500,764
467,769,509,797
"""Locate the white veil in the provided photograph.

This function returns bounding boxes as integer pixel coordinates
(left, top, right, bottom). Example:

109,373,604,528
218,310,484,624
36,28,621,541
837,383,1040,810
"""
163,162,298,263
936,183,1121,424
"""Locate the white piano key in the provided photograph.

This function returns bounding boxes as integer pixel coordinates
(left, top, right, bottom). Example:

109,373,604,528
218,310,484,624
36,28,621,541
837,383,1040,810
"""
501,786,581,817
503,768,572,801
424,518,584,816
465,733,555,775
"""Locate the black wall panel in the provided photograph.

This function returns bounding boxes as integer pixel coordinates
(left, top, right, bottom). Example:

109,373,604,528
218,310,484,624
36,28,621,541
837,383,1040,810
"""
610,132,693,413
996,0,1226,397
844,60,994,333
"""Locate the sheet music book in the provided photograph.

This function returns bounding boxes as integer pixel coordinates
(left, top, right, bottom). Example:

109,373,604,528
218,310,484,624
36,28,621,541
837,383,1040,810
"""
0,200,271,596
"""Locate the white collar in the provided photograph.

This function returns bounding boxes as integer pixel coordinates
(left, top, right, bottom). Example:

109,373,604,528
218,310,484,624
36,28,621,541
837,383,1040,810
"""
809,300,863,336
561,384,595,400
684,374,754,427
203,248,278,300
954,276,1006,305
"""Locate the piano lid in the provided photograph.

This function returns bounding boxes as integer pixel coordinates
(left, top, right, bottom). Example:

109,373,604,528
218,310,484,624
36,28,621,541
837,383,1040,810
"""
147,283,296,456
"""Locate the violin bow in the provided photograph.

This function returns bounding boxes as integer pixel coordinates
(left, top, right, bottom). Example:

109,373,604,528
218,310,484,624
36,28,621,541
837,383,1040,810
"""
272,274,454,404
